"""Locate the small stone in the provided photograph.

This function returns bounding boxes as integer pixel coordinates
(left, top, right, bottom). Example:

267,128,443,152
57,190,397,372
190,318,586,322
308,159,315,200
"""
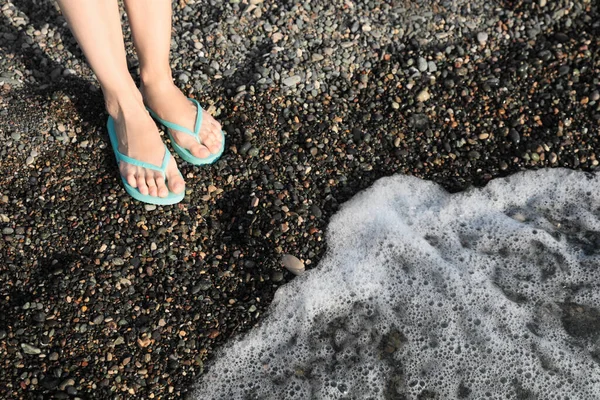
427,61,437,72
416,89,430,102
248,147,259,157
193,281,212,292
112,258,125,266
311,54,324,62
509,129,520,145
310,205,322,218
391,101,400,109
178,73,190,83
271,32,283,43
271,271,284,282
26,156,35,165
33,312,46,323
191,284,203,294
2,227,14,235
549,152,558,163
11,132,21,140
417,57,428,72
477,32,488,44
240,142,252,154
283,75,302,87
49,352,59,361
114,336,125,345
144,204,157,211
59,379,75,391
539,0,547,6
21,343,42,355
50,67,62,80
468,151,481,160
281,254,305,276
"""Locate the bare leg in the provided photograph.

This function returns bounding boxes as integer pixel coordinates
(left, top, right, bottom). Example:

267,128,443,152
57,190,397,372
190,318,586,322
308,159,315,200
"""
123,0,223,159
56,0,184,198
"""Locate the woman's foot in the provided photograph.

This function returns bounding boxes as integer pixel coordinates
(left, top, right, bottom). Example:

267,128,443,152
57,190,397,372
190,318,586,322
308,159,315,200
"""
140,80,223,159
105,87,185,198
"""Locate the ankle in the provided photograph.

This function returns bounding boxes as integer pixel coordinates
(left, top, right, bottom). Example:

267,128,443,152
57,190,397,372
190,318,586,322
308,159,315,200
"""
103,84,145,120
140,68,174,92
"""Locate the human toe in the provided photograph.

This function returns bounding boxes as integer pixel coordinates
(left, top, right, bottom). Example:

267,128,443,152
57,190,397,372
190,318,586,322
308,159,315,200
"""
146,175,158,197
166,165,185,194
190,142,211,159
136,172,149,196
154,174,169,198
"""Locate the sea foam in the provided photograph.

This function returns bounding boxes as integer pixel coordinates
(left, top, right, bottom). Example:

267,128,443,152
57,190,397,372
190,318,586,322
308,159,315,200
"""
191,169,600,399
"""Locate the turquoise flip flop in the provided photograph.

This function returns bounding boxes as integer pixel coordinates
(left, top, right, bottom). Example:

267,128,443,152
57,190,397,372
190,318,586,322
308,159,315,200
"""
146,98,225,165
106,116,185,205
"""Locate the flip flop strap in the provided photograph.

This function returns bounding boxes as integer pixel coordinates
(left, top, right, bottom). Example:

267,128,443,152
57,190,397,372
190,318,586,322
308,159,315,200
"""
116,145,170,179
147,98,204,145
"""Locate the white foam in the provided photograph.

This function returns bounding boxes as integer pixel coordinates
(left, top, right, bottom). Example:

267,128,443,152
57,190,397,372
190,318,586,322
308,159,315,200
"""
191,169,600,399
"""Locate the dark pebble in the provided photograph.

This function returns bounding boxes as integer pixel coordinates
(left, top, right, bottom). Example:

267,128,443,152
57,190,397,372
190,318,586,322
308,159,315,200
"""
509,129,521,145
310,205,323,218
271,271,284,282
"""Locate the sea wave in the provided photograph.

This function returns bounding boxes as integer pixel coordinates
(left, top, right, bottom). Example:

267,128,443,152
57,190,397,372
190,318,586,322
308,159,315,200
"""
192,169,600,399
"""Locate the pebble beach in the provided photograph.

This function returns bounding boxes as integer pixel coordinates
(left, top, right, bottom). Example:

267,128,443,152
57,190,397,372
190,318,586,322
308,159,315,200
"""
1,0,599,398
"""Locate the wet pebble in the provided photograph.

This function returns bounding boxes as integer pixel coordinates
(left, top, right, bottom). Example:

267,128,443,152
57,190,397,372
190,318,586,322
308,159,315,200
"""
281,254,305,276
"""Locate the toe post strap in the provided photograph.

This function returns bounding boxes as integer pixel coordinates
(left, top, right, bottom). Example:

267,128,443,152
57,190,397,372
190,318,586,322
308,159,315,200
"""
146,98,204,145
115,145,171,180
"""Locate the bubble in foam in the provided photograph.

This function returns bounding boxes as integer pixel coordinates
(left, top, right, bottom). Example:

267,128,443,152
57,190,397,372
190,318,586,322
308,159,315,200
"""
190,169,600,399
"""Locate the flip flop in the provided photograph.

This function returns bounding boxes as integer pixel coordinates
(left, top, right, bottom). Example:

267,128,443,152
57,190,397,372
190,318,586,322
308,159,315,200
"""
146,98,225,165
106,116,185,205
